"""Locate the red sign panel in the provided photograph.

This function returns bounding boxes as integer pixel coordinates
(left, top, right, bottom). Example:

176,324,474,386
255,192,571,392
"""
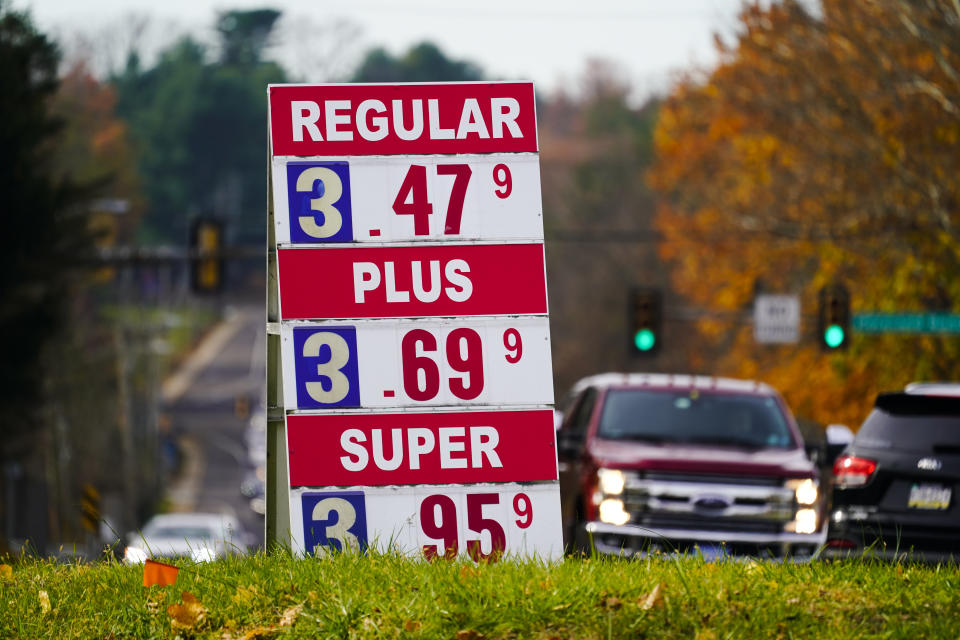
277,243,548,320
269,82,538,156
287,409,557,486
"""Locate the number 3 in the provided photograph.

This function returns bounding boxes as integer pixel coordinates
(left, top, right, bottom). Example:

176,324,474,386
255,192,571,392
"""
303,331,351,404
311,497,359,552
297,166,344,238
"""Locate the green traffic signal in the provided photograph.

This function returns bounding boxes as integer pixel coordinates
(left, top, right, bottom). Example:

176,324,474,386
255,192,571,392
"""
634,329,656,352
629,287,662,356
824,324,845,349
818,284,850,351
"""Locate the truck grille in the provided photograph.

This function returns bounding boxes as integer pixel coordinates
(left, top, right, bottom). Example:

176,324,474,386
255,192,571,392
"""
622,473,795,531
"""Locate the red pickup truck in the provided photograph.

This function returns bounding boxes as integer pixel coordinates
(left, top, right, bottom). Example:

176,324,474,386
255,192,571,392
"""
556,373,826,559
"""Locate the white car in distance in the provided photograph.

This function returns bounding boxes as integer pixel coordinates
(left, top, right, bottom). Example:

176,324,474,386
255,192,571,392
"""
123,512,251,564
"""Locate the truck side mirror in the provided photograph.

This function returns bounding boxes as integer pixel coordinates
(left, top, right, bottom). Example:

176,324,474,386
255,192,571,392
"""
556,431,584,459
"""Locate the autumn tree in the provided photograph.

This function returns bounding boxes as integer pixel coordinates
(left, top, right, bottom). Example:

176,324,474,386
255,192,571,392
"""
648,0,960,427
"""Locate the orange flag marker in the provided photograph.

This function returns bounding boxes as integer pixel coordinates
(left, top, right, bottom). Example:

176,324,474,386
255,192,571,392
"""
143,559,179,587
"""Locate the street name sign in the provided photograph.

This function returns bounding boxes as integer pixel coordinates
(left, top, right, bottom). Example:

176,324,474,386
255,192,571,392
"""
267,81,561,561
853,313,960,334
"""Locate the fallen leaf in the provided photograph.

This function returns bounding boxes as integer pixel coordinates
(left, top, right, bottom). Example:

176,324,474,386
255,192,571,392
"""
168,591,206,631
455,630,484,640
236,626,279,640
640,583,664,611
605,597,622,610
38,590,51,615
362,617,377,631
279,603,303,627
404,620,422,631
0,565,12,581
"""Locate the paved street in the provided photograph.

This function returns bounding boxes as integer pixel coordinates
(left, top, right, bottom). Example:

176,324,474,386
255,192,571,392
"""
162,303,266,549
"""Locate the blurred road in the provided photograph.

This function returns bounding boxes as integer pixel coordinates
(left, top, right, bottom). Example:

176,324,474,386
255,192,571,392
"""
162,303,266,548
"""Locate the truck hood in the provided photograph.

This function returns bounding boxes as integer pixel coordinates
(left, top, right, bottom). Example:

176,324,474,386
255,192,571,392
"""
588,438,816,477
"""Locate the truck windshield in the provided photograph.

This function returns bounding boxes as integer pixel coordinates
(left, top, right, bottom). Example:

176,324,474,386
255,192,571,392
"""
597,389,795,449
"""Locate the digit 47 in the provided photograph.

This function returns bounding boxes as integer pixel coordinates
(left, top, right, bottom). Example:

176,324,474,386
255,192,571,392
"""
393,163,513,236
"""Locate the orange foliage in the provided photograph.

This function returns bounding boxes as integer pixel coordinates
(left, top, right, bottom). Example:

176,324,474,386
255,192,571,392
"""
51,62,142,243
649,0,960,428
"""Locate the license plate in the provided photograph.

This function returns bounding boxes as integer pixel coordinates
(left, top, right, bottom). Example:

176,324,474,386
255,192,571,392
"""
695,544,724,561
907,483,952,510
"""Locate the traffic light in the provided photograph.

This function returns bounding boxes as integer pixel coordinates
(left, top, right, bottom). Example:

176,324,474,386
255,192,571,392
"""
818,284,850,350
190,218,223,293
629,287,662,356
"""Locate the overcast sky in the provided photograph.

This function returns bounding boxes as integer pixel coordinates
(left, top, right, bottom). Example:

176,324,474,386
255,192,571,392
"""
15,0,748,101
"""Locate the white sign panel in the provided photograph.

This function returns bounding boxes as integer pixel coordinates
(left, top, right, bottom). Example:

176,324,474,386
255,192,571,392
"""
289,482,563,561
272,154,543,244
754,294,801,344
280,317,554,410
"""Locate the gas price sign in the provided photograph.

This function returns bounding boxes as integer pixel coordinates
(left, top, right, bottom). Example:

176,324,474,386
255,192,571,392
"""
268,81,561,561
280,317,553,410
272,154,543,244
290,483,563,560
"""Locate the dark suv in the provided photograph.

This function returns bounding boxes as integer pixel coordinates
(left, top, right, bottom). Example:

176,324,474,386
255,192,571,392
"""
826,391,960,561
557,373,825,559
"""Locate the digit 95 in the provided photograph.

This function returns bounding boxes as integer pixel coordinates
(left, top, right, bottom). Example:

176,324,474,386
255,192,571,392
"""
419,491,533,562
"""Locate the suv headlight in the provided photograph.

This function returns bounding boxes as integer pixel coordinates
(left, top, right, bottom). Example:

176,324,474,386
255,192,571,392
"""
598,468,625,495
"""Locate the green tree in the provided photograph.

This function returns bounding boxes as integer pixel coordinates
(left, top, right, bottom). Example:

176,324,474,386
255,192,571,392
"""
216,8,281,66
0,2,92,459
350,41,483,83
113,9,286,244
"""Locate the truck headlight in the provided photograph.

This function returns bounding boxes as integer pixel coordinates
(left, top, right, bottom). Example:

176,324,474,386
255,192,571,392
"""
598,498,630,525
786,478,818,505
598,468,625,495
794,508,818,534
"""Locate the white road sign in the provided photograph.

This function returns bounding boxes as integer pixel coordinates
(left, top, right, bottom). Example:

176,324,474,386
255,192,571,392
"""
280,317,554,409
754,294,801,344
272,154,543,244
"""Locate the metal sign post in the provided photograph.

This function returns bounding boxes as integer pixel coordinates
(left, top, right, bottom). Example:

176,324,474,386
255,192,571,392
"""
265,82,561,559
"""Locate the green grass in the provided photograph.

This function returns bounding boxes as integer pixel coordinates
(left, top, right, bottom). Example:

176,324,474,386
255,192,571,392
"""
2,551,959,639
